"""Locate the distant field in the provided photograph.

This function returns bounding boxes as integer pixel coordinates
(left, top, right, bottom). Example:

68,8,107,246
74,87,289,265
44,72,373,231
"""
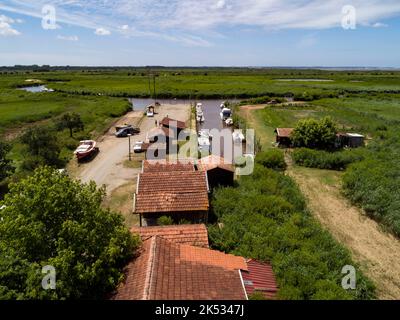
2,68,400,100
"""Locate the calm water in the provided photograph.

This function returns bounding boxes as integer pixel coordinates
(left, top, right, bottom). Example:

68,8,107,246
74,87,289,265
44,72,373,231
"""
18,85,52,92
129,98,237,132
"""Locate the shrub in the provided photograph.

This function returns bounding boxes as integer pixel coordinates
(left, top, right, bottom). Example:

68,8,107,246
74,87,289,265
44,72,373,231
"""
157,216,174,226
291,117,338,150
256,149,287,171
292,148,365,171
208,165,375,300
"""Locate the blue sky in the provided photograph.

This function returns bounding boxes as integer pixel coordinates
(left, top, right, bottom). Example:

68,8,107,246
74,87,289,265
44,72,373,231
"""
1,0,400,67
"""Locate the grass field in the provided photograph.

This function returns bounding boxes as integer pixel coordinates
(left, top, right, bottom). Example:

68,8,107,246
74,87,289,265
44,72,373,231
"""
2,68,400,100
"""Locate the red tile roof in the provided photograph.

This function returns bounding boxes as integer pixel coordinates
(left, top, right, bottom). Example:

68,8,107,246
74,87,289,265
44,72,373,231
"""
143,160,195,173
241,259,278,300
112,236,248,300
138,171,208,194
136,192,209,214
275,128,294,138
198,155,235,173
135,171,209,214
160,117,186,130
131,224,209,248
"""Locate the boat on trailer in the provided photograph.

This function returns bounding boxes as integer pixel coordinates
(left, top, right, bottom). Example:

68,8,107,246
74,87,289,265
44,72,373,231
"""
74,140,98,160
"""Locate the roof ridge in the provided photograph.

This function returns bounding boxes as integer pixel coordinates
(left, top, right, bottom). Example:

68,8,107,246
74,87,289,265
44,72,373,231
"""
142,236,157,300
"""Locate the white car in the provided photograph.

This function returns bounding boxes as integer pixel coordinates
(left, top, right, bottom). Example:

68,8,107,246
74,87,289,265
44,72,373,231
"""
133,141,144,153
146,111,154,117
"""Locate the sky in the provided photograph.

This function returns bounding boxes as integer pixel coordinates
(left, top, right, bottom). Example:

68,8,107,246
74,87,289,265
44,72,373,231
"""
0,0,400,67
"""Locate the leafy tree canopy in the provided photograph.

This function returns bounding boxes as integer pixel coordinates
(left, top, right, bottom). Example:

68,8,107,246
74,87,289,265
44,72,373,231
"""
0,167,139,299
57,112,84,137
20,126,61,169
291,117,338,150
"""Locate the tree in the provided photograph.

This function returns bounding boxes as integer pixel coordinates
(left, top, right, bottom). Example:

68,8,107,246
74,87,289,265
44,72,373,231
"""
0,167,139,299
0,142,14,181
291,117,338,150
57,113,84,137
20,126,61,167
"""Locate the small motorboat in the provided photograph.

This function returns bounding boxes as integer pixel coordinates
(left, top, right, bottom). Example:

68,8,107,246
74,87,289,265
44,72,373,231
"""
74,140,98,160
197,114,205,123
198,136,211,153
225,118,234,126
232,130,245,144
220,107,232,121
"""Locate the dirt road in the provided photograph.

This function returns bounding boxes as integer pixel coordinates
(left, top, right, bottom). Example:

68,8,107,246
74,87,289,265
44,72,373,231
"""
287,160,400,300
68,103,190,195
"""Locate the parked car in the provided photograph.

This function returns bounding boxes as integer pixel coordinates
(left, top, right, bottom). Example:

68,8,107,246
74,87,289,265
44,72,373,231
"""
133,141,145,153
115,125,140,137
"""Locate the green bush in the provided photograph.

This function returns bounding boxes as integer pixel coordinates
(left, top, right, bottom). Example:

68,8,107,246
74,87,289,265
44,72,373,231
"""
208,165,375,300
342,154,400,237
292,148,365,171
291,117,338,150
256,149,287,171
157,216,174,226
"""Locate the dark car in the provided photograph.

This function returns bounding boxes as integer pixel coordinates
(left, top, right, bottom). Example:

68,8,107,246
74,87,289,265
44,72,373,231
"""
115,126,140,137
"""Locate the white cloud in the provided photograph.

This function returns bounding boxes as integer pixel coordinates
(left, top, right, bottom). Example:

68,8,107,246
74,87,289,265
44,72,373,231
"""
57,34,79,41
0,14,21,36
372,22,388,28
95,27,111,36
1,0,399,45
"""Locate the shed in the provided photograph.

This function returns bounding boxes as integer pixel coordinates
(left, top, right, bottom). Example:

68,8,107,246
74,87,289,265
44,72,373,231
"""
336,133,364,148
134,170,209,226
198,155,235,189
274,128,294,147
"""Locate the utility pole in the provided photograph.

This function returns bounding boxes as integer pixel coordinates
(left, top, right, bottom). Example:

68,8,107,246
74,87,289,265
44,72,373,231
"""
128,134,132,161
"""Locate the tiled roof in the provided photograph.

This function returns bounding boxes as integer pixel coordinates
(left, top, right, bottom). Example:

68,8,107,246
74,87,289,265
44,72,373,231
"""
112,236,248,300
135,166,209,214
198,155,235,173
136,192,209,214
275,128,294,138
160,117,186,130
137,171,208,194
241,259,278,300
131,224,209,248
143,160,195,173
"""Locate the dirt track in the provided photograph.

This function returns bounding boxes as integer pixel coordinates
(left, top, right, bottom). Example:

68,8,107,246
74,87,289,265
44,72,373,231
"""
287,161,400,300
68,103,190,195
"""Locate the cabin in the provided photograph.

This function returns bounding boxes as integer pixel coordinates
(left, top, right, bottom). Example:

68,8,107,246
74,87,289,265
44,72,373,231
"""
275,128,294,147
146,117,187,157
198,155,235,189
134,162,210,226
336,133,365,148
112,226,278,300
160,116,186,135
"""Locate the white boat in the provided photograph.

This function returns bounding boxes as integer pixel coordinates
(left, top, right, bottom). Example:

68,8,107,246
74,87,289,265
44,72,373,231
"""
197,114,205,123
199,129,212,140
225,118,234,126
198,136,211,153
232,130,245,144
220,107,232,121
